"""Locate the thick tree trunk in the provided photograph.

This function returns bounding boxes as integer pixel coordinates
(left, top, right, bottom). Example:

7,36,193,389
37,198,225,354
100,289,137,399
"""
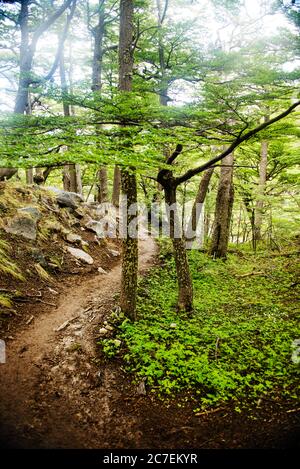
118,0,138,321
254,136,268,244
186,167,214,248
209,153,234,259
164,183,193,311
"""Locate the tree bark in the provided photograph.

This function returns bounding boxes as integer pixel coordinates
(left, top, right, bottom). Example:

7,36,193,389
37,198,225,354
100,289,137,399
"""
26,168,33,184
97,167,108,203
164,182,193,312
14,0,31,114
186,167,214,248
60,48,82,194
14,0,74,114
112,166,121,206
119,0,138,321
91,0,109,203
254,132,269,244
209,153,235,259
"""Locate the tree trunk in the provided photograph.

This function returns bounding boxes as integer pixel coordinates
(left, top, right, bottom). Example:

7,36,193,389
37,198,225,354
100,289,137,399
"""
34,167,44,184
164,182,193,311
254,133,269,244
65,164,82,193
97,167,108,203
91,0,105,92
14,0,32,114
118,0,138,321
26,168,34,184
186,167,214,248
120,170,138,319
209,153,234,259
60,49,82,194
112,166,121,206
92,1,109,203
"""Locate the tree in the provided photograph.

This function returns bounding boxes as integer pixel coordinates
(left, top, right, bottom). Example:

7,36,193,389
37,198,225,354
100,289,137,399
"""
209,153,234,258
118,0,138,321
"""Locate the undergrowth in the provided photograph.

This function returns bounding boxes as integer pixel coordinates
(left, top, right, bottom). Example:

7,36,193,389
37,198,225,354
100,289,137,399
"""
109,244,300,411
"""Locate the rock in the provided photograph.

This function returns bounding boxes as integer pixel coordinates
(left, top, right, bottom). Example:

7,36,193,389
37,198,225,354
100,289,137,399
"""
85,220,105,238
5,214,37,240
95,370,103,386
18,206,41,221
57,192,83,209
97,267,107,274
65,232,82,244
30,248,48,268
113,339,121,347
136,379,146,396
66,246,94,265
72,207,86,219
45,187,84,209
170,323,177,328
108,249,120,257
99,328,109,336
105,325,114,332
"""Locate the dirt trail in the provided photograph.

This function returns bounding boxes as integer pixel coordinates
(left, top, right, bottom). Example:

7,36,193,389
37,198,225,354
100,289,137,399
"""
0,239,157,448
1,237,299,449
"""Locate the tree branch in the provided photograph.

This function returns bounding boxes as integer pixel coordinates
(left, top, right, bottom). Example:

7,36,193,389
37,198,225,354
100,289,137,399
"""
175,100,300,186
167,143,183,164
42,0,77,82
31,0,74,50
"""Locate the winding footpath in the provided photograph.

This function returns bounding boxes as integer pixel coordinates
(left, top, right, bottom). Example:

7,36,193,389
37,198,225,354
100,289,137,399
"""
0,239,157,448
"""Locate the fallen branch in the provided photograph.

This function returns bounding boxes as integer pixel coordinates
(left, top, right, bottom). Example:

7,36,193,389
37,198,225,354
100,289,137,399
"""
195,407,224,417
55,316,78,332
26,315,34,325
287,408,300,414
259,251,300,258
235,271,267,278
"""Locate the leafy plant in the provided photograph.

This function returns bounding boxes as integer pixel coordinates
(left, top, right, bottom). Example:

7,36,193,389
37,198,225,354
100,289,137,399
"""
115,250,299,410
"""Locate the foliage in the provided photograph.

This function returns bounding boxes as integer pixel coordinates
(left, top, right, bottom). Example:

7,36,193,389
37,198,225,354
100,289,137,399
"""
115,247,299,410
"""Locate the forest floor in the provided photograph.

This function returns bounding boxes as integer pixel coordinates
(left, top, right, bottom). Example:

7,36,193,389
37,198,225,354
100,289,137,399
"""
0,236,299,449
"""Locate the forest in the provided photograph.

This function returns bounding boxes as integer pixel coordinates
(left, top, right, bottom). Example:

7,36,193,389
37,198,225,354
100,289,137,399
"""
0,0,299,457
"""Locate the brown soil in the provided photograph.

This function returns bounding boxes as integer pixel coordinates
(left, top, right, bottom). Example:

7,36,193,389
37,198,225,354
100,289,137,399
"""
0,238,299,449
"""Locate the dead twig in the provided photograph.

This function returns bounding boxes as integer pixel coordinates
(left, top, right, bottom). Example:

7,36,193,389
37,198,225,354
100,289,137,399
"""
235,271,267,278
287,408,300,414
215,337,221,360
55,316,78,332
195,407,224,417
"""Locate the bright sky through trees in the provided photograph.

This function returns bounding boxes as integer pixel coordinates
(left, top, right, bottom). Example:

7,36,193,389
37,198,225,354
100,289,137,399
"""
0,0,296,110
